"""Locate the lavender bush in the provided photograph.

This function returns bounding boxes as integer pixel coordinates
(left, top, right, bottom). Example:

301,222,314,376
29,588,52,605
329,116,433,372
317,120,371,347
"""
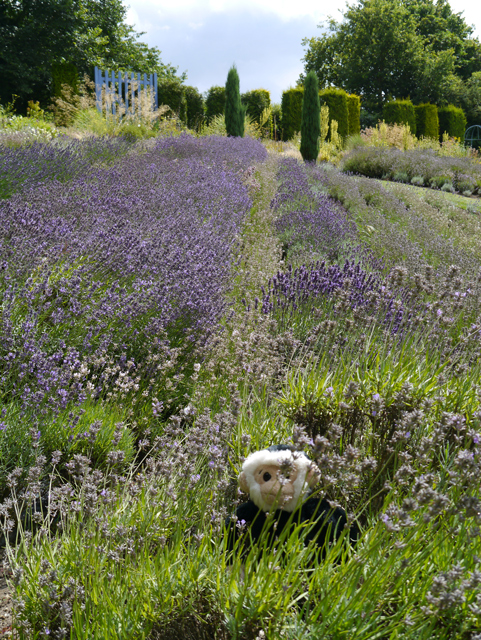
0,134,267,512
0,136,136,199
271,158,357,264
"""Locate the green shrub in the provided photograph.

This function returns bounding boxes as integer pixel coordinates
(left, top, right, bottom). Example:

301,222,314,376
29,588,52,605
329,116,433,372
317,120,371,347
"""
441,180,455,192
382,99,416,135
347,94,361,136
430,174,453,189
241,89,270,124
205,86,225,123
319,88,349,139
411,175,424,186
281,87,303,141
438,105,467,141
393,171,409,183
456,175,475,194
184,85,204,130
158,79,186,122
415,103,439,140
300,71,320,162
51,62,79,98
225,66,245,137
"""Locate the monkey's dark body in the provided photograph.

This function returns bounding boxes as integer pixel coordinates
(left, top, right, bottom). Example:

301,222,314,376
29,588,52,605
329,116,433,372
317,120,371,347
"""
227,496,357,555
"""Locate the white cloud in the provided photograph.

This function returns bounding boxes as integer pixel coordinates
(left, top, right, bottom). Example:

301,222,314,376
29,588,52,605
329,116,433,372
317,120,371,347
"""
126,0,480,36
208,0,332,20
126,0,336,22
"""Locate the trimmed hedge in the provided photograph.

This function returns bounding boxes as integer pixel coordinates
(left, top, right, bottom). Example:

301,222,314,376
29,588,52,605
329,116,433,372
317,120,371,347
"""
241,89,270,124
319,88,349,139
347,94,361,136
415,103,439,140
51,62,79,97
382,99,416,135
281,86,354,142
205,86,225,123
438,105,467,141
281,87,304,141
184,86,204,130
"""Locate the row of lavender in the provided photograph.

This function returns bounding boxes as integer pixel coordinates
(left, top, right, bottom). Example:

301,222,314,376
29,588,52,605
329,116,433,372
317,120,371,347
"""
0,136,137,199
262,158,408,332
0,134,266,494
342,146,481,195
264,159,481,476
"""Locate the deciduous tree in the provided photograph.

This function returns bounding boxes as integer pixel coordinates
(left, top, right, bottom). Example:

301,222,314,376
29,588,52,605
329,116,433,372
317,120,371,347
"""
0,0,181,110
301,0,481,125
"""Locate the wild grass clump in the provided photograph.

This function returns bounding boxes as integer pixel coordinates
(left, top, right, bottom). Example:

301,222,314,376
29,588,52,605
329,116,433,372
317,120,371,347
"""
1,143,481,639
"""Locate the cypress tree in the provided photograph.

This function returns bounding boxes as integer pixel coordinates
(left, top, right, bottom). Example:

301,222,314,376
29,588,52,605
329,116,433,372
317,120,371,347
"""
300,71,321,162
225,65,245,137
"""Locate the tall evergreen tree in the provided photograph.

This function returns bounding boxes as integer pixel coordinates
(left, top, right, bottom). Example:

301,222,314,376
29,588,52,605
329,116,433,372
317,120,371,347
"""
225,65,245,137
300,71,321,162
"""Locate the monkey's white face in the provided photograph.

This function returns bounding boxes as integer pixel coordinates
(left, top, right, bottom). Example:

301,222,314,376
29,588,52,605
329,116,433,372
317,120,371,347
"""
239,450,319,512
252,463,299,509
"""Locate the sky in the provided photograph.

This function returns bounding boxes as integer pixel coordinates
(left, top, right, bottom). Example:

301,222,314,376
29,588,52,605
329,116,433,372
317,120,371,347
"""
124,0,481,104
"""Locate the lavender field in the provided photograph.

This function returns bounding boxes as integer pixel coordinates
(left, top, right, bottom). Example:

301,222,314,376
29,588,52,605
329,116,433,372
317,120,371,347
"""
1,133,481,640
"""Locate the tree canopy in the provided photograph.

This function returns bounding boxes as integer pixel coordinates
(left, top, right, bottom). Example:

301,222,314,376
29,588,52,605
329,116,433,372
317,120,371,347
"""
0,0,182,109
301,0,481,125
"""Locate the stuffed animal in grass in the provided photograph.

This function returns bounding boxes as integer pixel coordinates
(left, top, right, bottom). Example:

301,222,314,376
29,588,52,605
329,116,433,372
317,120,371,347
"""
226,444,357,556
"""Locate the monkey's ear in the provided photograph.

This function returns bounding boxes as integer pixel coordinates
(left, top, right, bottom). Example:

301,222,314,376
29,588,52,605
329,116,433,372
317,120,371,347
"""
238,471,249,494
306,464,321,488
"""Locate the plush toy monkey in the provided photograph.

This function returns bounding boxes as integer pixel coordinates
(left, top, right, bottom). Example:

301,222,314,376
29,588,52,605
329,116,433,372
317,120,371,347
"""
226,444,357,556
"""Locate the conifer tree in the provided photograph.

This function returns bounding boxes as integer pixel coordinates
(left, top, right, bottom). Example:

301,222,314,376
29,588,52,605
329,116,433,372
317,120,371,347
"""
225,65,245,137
300,71,321,162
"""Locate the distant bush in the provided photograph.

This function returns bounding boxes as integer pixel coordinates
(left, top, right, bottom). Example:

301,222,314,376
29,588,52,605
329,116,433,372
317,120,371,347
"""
415,103,439,140
281,87,303,141
319,88,349,139
184,85,204,130
205,86,225,123
438,105,467,141
382,99,416,136
347,94,361,136
241,89,270,124
358,121,416,150
158,79,186,122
